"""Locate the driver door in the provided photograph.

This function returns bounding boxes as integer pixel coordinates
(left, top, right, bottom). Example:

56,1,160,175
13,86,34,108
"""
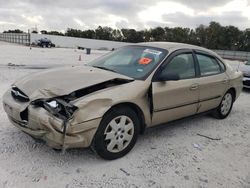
152,50,199,126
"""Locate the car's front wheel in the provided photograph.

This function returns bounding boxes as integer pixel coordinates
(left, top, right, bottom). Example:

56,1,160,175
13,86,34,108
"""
91,106,139,160
213,90,234,119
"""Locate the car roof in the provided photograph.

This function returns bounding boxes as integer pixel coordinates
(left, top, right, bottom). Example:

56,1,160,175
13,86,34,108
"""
136,42,219,58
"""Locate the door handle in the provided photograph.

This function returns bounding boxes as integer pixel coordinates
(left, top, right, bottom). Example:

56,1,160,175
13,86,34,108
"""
190,83,199,90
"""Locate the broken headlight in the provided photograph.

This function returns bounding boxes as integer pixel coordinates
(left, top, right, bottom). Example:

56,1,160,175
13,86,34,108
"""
47,100,59,108
32,98,78,120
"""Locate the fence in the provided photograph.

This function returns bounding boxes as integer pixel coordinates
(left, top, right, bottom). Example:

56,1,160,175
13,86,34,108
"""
213,50,250,61
30,34,130,50
0,33,30,45
1,32,250,60
0,32,128,50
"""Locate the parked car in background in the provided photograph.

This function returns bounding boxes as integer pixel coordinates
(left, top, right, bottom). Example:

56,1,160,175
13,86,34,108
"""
35,38,55,48
239,60,250,88
2,42,243,160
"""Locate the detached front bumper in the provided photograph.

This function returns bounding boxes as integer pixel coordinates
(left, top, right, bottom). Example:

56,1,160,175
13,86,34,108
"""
243,76,250,88
3,89,101,149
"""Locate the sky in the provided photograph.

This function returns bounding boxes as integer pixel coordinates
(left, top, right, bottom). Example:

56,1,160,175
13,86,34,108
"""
0,0,250,32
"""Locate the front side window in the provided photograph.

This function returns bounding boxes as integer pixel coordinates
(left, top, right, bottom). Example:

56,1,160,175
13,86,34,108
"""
88,46,168,79
161,53,196,80
196,54,221,76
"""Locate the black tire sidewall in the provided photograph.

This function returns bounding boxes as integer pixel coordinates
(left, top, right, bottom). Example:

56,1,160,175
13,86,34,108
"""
92,107,140,160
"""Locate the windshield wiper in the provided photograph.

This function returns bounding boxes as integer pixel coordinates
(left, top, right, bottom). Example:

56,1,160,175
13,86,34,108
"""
92,66,117,73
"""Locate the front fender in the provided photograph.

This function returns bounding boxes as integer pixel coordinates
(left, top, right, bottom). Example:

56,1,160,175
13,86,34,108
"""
69,98,113,125
69,80,152,128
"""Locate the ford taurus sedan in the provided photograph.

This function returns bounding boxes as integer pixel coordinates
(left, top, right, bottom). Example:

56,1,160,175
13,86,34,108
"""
2,42,243,159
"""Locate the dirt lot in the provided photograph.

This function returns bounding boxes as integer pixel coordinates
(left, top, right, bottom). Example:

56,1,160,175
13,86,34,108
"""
0,42,249,188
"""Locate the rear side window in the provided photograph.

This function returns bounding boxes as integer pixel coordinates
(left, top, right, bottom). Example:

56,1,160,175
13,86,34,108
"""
196,54,221,76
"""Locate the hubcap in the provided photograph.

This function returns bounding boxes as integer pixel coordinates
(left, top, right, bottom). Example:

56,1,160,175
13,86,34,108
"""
221,93,233,115
104,116,134,153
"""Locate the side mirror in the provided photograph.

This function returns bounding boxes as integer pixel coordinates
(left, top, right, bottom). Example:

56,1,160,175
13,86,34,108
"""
158,72,180,81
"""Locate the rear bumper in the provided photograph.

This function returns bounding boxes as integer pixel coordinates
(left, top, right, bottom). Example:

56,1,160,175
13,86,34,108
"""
3,89,101,149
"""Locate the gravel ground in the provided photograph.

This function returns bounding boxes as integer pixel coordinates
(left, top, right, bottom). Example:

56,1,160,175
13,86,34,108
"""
0,42,249,188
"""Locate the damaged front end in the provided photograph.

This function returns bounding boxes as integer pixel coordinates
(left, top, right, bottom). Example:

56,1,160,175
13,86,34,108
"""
31,78,133,120
31,98,78,152
32,98,77,121
4,78,134,150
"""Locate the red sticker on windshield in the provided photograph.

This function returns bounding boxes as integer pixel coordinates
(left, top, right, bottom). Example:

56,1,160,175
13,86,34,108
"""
139,57,152,65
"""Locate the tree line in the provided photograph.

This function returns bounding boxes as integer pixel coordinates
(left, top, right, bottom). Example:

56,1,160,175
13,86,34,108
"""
3,22,250,51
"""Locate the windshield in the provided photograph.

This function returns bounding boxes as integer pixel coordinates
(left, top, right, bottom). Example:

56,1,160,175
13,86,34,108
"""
88,46,168,79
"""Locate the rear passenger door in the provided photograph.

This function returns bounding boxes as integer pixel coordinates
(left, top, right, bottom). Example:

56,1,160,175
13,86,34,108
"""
195,51,229,113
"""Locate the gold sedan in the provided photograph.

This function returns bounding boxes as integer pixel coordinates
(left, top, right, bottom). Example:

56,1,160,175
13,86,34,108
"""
2,42,243,159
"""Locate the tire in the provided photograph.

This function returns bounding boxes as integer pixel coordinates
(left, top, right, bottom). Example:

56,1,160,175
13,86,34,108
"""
213,90,234,119
91,106,140,160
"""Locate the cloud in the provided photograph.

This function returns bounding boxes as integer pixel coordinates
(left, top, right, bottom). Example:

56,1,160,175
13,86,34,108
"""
21,15,43,23
162,11,250,29
73,18,86,27
138,1,194,26
0,0,249,32
175,0,230,10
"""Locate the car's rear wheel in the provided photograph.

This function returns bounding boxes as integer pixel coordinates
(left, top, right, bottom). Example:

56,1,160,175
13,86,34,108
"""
213,90,234,119
91,106,139,160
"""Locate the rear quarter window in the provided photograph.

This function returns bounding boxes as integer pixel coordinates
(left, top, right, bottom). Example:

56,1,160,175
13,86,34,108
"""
196,54,221,76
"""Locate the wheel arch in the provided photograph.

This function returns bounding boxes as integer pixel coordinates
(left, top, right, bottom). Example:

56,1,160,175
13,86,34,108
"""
227,87,236,102
104,102,146,134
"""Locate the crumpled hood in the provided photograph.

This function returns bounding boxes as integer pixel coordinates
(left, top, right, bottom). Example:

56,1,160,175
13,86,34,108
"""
14,66,132,100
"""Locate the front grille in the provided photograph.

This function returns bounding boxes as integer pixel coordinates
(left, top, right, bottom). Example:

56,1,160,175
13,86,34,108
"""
11,86,29,102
